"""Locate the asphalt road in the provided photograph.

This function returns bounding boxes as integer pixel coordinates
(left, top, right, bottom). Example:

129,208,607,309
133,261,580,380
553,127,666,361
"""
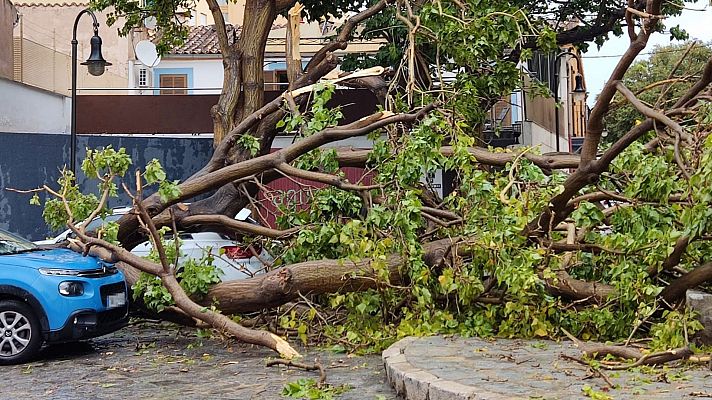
0,321,397,400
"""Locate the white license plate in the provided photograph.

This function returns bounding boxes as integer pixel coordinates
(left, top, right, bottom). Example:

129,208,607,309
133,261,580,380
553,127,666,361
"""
106,292,126,308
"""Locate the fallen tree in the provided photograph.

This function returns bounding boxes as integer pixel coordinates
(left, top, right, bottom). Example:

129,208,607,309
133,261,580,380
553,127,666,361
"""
24,0,712,358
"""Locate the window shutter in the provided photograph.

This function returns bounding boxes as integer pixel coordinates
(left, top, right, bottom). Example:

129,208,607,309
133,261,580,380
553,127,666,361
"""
160,74,188,95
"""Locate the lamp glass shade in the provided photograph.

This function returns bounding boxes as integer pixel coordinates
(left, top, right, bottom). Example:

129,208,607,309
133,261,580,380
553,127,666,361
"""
81,34,111,76
85,61,105,76
572,75,586,103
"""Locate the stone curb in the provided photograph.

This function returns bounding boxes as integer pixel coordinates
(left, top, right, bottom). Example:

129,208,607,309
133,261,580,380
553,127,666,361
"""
383,335,712,399
383,337,504,400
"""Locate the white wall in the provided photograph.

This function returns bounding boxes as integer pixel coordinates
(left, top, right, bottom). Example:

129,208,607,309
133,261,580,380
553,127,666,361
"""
521,120,569,154
140,56,313,94
0,77,70,133
151,58,224,94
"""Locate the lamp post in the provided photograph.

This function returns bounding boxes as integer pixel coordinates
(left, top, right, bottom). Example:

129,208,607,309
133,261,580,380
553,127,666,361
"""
553,49,586,153
70,9,111,176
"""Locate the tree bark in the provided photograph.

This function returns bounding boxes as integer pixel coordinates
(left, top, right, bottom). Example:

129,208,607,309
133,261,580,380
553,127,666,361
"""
660,262,712,304
236,0,276,124
201,237,460,314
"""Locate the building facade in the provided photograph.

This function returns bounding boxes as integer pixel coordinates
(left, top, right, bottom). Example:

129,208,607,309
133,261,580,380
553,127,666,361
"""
487,47,588,153
12,1,129,95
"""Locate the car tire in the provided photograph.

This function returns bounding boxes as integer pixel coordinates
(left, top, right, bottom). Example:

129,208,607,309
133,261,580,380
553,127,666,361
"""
0,300,43,365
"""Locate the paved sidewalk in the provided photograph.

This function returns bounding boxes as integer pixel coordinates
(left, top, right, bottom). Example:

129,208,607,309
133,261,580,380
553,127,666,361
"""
383,335,712,400
0,322,396,400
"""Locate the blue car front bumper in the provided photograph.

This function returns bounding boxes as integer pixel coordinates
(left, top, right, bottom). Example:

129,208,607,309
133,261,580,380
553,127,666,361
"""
46,305,129,342
34,269,130,342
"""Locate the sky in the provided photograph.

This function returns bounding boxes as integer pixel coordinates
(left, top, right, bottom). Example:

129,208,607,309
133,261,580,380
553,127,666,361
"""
581,2,712,107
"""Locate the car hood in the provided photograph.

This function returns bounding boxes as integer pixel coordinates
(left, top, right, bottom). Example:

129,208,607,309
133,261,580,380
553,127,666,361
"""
0,248,108,270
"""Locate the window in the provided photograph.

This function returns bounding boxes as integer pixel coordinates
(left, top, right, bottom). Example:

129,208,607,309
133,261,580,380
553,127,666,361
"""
527,51,556,93
263,69,289,90
160,74,188,95
200,13,207,25
510,91,522,123
84,214,122,233
138,68,148,87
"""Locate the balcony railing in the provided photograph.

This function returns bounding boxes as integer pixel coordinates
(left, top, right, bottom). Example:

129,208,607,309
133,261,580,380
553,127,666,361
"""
482,121,522,148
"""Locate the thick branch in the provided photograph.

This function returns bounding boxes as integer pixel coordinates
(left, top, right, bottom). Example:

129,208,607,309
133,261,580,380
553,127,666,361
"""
205,0,231,56
660,261,712,304
333,147,581,171
442,147,581,171
614,81,690,142
181,214,300,239
647,235,690,277
544,270,616,303
277,162,382,192
578,0,663,167
202,237,460,314
285,2,304,87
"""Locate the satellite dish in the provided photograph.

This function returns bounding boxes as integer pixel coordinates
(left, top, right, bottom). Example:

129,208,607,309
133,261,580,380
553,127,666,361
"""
135,40,161,67
144,16,157,30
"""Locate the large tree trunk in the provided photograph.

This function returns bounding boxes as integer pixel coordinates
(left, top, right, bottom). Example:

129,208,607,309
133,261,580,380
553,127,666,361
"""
109,238,461,314
211,52,242,146
236,0,276,124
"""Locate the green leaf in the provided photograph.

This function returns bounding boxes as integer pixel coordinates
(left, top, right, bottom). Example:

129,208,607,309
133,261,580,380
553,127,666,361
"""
144,158,167,184
158,180,182,202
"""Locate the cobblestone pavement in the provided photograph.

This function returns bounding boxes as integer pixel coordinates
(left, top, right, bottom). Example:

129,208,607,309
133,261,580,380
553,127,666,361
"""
384,335,712,400
0,322,397,400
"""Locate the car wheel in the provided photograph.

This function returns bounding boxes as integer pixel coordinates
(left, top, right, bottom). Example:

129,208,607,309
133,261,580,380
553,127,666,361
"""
0,300,43,365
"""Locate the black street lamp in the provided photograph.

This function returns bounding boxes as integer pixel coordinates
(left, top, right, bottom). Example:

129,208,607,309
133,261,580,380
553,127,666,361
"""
70,9,111,176
553,49,586,153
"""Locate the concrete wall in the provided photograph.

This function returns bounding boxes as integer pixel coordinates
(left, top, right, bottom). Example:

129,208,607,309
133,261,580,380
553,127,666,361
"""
0,77,70,133
0,132,375,240
0,0,17,79
0,133,214,240
520,120,569,154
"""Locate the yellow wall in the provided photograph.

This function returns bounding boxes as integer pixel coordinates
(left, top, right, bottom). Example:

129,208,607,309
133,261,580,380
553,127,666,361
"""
13,3,129,94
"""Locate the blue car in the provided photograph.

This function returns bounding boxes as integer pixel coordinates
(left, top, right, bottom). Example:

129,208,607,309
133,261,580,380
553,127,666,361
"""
0,229,128,364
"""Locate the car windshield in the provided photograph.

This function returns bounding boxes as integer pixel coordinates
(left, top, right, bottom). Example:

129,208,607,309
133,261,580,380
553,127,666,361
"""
84,214,123,232
0,230,37,255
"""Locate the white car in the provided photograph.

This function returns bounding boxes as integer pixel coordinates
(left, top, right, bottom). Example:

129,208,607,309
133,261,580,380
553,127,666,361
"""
35,207,271,282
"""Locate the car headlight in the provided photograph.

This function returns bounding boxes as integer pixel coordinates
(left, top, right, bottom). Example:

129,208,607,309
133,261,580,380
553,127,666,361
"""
59,281,84,296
